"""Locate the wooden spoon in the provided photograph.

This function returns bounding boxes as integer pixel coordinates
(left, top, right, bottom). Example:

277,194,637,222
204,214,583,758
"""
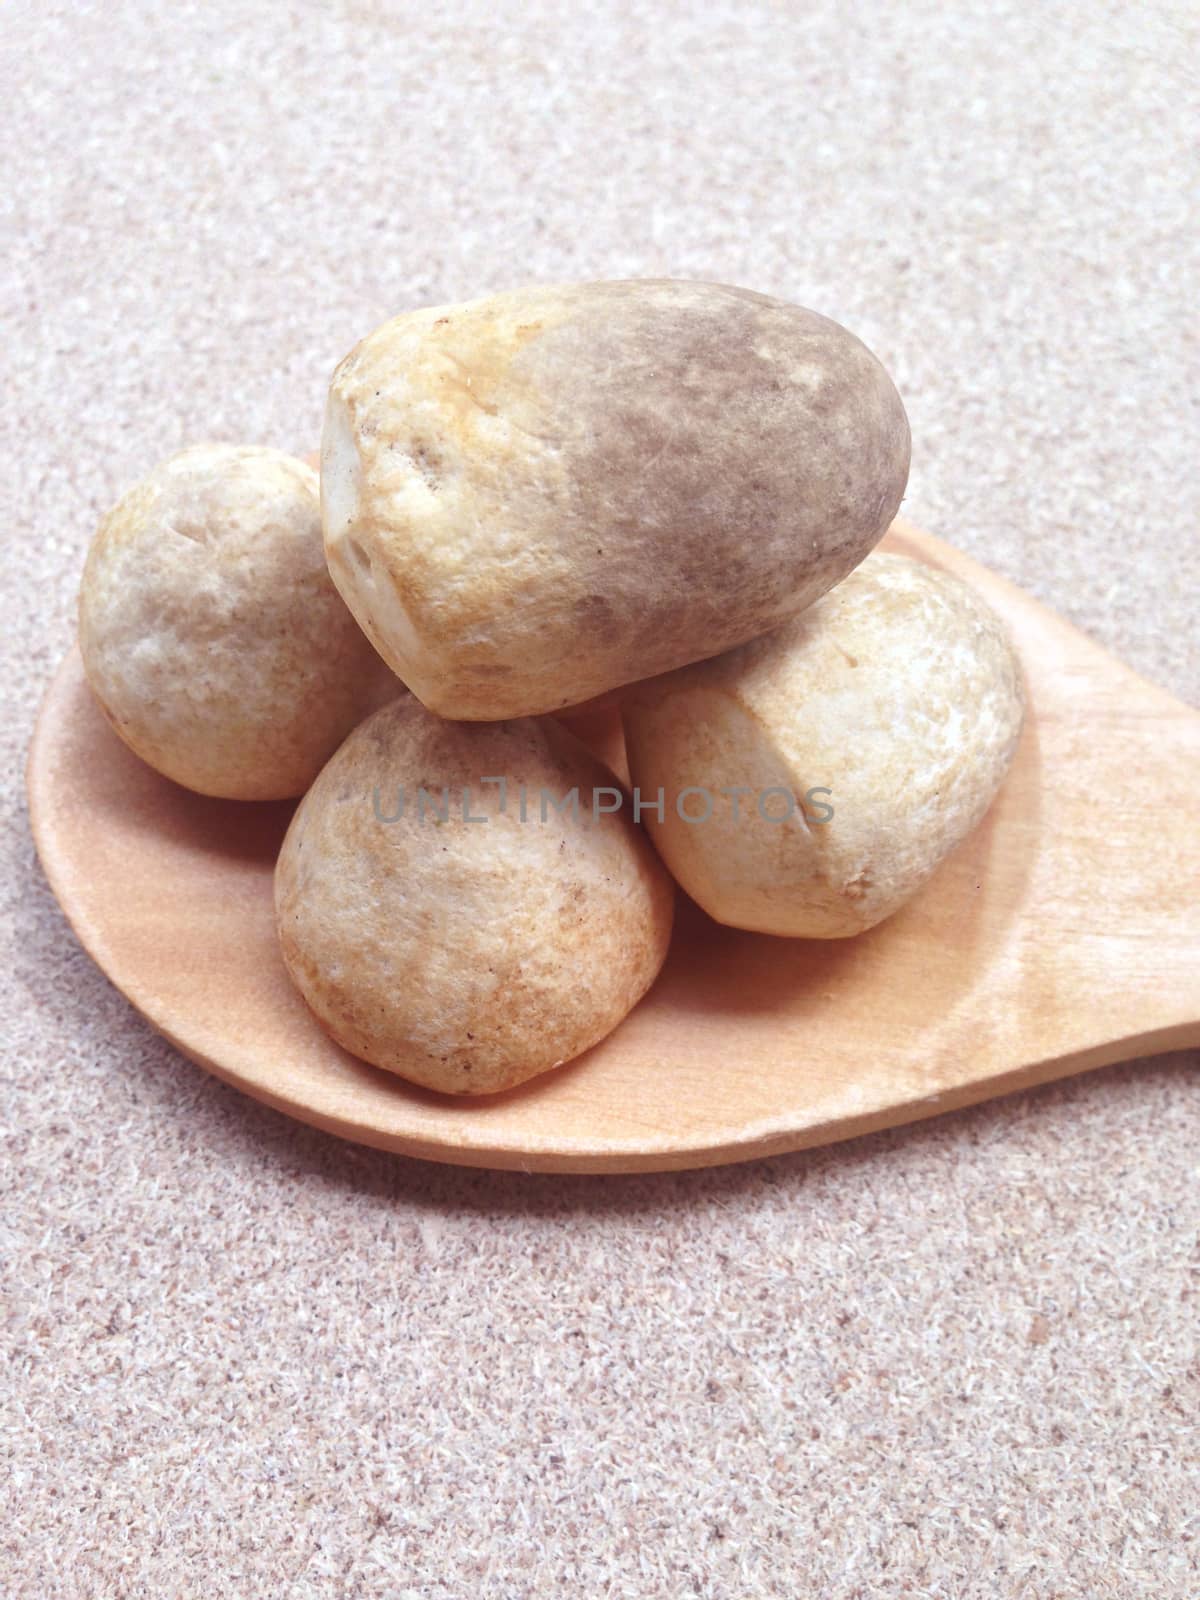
27,520,1200,1173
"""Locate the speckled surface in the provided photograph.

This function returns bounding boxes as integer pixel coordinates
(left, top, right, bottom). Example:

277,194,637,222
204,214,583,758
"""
2,3,1197,1596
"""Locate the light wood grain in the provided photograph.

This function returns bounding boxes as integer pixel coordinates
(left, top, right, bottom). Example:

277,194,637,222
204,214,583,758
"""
27,521,1200,1172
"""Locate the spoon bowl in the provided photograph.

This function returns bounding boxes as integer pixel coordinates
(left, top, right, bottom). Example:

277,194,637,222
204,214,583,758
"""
27,520,1200,1172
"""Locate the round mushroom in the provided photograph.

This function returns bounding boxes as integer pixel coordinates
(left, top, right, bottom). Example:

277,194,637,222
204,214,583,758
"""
274,697,675,1094
321,279,910,720
79,444,399,800
621,552,1026,938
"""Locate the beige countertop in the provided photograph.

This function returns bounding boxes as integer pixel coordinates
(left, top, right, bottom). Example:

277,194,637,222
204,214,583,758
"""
2,2,1196,1595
